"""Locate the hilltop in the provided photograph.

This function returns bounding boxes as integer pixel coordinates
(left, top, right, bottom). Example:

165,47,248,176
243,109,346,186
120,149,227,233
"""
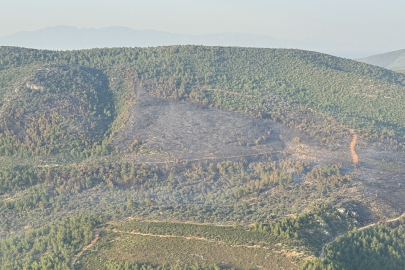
0,26,360,57
357,49,405,70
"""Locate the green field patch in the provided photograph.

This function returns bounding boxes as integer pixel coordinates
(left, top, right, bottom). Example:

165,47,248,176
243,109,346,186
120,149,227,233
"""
76,230,298,270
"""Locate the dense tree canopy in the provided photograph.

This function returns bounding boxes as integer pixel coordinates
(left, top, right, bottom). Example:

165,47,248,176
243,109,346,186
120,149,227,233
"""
299,219,405,270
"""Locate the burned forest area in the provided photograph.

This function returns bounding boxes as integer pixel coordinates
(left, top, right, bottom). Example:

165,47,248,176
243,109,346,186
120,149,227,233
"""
0,46,405,270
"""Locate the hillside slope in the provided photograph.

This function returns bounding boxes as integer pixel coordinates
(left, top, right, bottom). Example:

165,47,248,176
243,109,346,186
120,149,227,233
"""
1,46,405,270
1,46,405,139
357,49,405,70
0,64,114,156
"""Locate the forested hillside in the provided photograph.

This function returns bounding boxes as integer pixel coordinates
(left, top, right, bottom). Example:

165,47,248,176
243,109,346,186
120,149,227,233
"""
0,64,113,157
1,46,405,141
300,218,405,270
1,45,405,269
0,214,102,270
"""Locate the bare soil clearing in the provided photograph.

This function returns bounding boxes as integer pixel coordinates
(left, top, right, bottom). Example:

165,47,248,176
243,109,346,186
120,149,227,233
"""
112,91,282,161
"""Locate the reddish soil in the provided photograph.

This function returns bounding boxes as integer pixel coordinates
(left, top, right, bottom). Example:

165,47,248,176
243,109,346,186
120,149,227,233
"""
349,129,359,164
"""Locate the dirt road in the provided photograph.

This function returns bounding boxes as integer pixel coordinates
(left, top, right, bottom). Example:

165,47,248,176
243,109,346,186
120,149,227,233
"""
111,228,307,258
70,228,106,270
70,226,307,270
349,129,358,164
199,86,257,98
320,213,405,258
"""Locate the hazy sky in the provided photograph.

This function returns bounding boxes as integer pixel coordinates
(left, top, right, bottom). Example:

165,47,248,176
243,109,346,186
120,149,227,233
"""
2,0,404,56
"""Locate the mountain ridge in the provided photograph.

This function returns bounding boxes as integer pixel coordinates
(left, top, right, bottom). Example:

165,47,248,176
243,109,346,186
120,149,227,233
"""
0,26,373,58
357,48,405,70
0,25,283,51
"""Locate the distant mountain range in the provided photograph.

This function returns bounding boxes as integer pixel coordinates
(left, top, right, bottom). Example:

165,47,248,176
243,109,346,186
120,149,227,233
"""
0,26,370,58
357,49,405,70
0,25,288,51
4,25,405,65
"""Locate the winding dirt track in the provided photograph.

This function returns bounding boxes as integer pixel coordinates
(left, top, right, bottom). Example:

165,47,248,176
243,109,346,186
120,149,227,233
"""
70,228,106,270
349,129,359,164
70,227,308,269
70,213,404,269
320,213,405,258
198,86,257,98
110,228,304,257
